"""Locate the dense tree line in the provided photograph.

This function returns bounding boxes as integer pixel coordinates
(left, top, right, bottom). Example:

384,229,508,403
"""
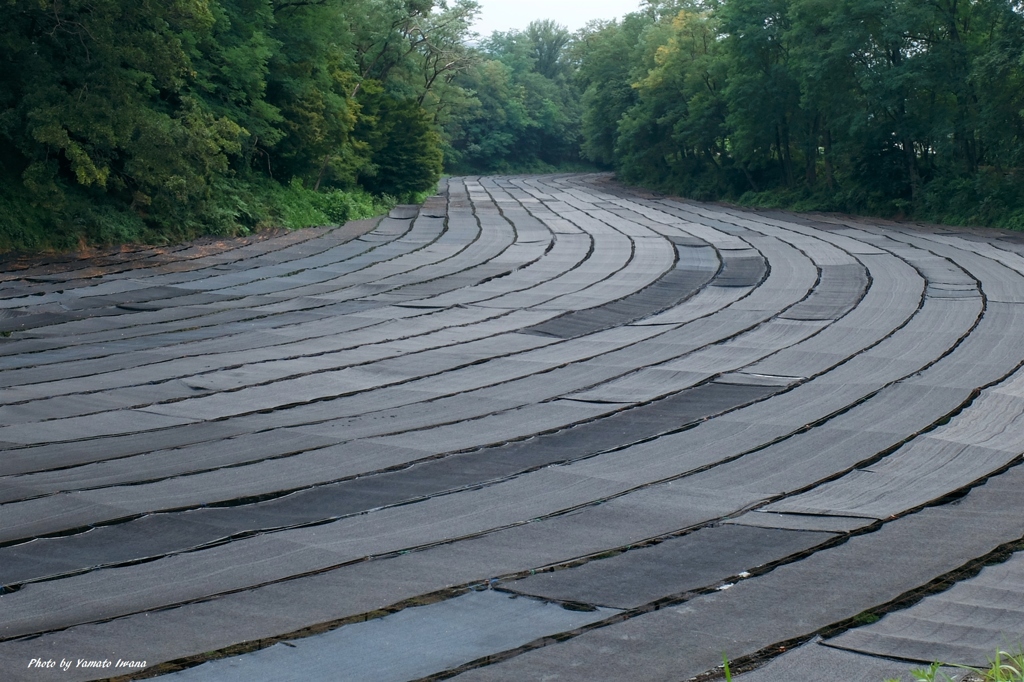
576,0,1024,228
442,19,583,172
0,0,478,249
5,0,1024,251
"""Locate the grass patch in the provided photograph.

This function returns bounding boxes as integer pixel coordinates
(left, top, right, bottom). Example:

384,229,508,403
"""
884,648,1024,682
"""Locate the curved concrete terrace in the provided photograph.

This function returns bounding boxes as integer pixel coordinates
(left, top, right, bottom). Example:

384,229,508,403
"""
0,174,1022,681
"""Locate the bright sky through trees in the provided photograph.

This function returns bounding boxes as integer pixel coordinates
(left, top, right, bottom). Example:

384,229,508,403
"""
472,0,642,36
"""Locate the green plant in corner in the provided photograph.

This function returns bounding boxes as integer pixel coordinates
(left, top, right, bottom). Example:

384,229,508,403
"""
980,648,1024,682
912,662,955,682
881,648,1024,682
882,661,955,682
723,653,733,682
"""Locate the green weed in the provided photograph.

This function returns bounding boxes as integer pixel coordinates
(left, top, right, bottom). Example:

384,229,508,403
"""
976,649,1024,681
884,648,1024,682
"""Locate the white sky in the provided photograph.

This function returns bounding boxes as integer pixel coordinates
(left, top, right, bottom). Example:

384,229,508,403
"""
470,0,643,37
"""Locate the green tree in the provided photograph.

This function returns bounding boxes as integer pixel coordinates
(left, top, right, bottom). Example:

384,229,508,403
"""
0,0,470,249
1,0,243,230
574,14,654,167
357,89,443,198
618,8,730,197
524,19,572,80
443,19,581,172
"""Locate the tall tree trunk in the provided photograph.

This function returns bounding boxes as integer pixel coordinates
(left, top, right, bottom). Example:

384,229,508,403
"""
743,165,760,193
823,127,835,190
806,114,819,188
903,136,920,207
775,125,786,185
313,154,330,192
780,118,794,187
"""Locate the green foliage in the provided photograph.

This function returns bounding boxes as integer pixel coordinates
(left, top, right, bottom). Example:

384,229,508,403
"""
0,172,396,252
443,19,582,173
573,14,652,168
0,181,80,253
358,92,443,200
983,648,1024,681
267,179,394,229
523,19,573,80
8,0,1023,250
883,648,1024,681
572,0,1024,228
1,0,242,223
312,186,397,225
0,0,465,252
616,7,732,199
